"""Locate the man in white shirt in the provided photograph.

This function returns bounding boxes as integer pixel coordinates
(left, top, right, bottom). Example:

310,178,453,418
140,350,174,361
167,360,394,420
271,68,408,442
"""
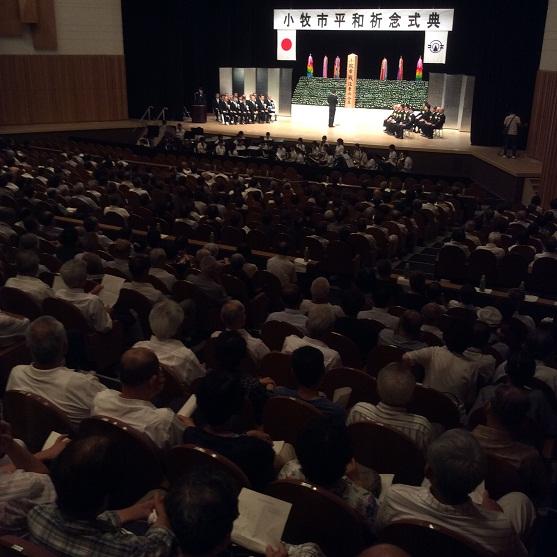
0,310,29,343
404,319,480,407
463,321,497,385
282,304,342,371
533,237,557,262
358,288,399,330
104,239,131,278
475,232,506,259
148,248,177,292
5,250,53,305
212,300,269,365
103,194,130,219
122,255,165,305
265,284,308,334
92,347,187,449
377,429,535,557
134,300,205,386
300,277,345,319
266,242,296,287
503,112,521,159
55,260,112,333
420,303,444,339
7,316,106,426
347,362,434,452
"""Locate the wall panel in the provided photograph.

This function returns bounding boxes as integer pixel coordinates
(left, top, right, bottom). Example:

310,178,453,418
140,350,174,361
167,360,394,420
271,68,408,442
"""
0,54,128,125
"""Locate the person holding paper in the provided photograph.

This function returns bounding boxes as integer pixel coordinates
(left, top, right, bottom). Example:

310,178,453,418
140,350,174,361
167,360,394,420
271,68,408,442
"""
182,372,276,490
28,436,175,556
55,259,112,333
278,416,378,533
166,470,325,557
134,300,205,386
6,317,106,427
376,430,535,557
92,348,188,449
0,420,65,534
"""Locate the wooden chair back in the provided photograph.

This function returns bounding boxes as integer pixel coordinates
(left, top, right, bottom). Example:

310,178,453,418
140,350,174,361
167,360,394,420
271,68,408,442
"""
0,536,58,557
303,236,325,261
261,320,303,351
4,391,74,453
43,297,90,333
436,246,468,283
166,444,251,488
485,454,527,500
222,273,249,303
0,287,42,320
247,292,270,330
366,345,405,377
323,331,363,369
172,280,196,302
468,249,498,287
266,480,367,557
260,352,296,389
262,396,322,444
146,275,170,295
114,287,153,338
529,257,557,295
379,519,497,557
321,367,380,409
419,330,444,346
498,253,529,289
78,416,163,508
348,421,425,485
407,385,461,429
252,270,282,309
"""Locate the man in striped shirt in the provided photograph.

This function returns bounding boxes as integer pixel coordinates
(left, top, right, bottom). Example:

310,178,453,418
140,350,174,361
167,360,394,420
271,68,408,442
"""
347,362,433,452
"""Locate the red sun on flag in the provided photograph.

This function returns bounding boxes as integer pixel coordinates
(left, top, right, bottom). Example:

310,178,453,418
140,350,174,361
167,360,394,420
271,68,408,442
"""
281,38,292,51
277,29,296,60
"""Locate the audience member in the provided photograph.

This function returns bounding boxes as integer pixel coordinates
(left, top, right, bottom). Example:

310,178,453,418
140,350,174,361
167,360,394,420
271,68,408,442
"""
5,250,53,304
378,310,427,352
266,241,296,286
357,288,399,330
266,284,308,333
123,254,166,304
300,277,344,319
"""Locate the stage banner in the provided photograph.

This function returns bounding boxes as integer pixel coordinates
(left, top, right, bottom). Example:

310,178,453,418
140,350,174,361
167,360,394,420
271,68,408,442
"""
274,9,454,32
277,29,296,60
423,31,448,64
345,54,358,108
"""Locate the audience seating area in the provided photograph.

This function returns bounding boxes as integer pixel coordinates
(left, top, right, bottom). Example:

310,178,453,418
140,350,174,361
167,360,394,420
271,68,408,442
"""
0,137,556,557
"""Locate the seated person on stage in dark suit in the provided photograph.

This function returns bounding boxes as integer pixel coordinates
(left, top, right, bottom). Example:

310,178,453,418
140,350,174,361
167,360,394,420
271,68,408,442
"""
433,106,446,132
218,95,230,124
246,94,258,123
267,96,276,120
238,96,250,125
28,436,175,556
274,345,346,421
213,92,220,121
182,372,276,491
398,271,429,311
228,96,239,125
414,101,432,133
334,289,378,357
256,95,269,123
420,105,438,138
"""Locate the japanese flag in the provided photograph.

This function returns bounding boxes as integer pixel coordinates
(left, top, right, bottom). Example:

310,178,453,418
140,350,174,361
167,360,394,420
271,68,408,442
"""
277,29,296,61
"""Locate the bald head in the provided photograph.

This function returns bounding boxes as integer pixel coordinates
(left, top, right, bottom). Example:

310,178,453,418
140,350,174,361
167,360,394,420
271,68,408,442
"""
221,299,246,330
358,545,410,557
120,347,159,387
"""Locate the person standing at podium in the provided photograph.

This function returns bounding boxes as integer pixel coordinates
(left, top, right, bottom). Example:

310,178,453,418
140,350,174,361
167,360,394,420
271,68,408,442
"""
327,91,338,128
194,87,206,105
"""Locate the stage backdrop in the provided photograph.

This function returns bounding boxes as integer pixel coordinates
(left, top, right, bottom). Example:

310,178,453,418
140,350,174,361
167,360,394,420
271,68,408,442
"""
122,0,548,147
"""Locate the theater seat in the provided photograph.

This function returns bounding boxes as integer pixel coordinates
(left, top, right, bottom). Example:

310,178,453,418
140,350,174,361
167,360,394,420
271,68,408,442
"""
0,535,58,557
260,352,296,389
166,444,251,489
79,416,164,508
3,391,74,453
261,320,303,351
321,367,380,409
379,519,497,557
266,480,368,557
0,287,42,320
262,396,321,444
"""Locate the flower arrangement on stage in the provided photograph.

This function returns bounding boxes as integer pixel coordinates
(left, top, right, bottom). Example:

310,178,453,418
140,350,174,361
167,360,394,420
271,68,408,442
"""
307,54,314,77
334,56,341,78
416,56,423,81
292,77,428,109
379,58,388,81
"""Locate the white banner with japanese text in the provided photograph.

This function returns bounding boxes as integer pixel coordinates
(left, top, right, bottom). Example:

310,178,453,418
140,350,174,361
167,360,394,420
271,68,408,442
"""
423,31,449,64
274,9,454,32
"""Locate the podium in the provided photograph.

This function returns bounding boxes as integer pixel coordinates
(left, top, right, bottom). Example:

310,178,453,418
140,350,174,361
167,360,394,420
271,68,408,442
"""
191,105,207,123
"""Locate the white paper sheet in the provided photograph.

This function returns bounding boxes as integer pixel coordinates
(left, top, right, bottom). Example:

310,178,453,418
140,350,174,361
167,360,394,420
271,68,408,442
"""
52,275,67,293
98,274,126,308
42,431,65,451
177,394,197,418
232,489,292,554
333,386,352,408
272,441,285,455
